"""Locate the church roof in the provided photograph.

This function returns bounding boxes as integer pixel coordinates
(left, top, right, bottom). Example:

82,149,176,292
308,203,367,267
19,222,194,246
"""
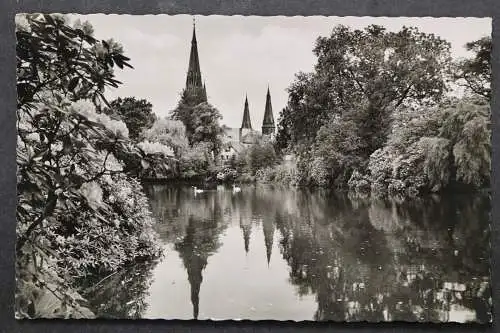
241,131,261,144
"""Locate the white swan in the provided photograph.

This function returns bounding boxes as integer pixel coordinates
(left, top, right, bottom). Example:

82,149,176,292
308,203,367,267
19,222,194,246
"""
232,184,241,193
192,186,204,194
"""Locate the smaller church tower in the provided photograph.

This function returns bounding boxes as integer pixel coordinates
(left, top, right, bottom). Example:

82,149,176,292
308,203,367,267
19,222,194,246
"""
241,95,252,130
262,86,275,136
240,95,253,140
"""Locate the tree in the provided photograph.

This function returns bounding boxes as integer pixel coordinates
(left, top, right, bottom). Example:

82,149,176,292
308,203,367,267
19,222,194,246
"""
278,24,452,154
367,98,490,196
189,103,223,152
248,142,277,173
454,36,491,99
142,117,189,158
104,97,156,141
235,141,277,176
15,14,161,319
313,116,367,187
441,99,491,188
170,89,206,136
275,107,293,152
179,142,214,179
16,14,132,112
171,93,223,156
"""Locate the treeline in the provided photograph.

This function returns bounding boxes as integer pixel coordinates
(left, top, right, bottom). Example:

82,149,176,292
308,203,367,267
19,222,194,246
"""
137,24,491,198
269,25,491,197
15,14,168,318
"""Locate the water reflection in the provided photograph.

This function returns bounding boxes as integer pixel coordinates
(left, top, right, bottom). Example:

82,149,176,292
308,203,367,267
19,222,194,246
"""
84,262,156,319
135,184,491,322
175,214,225,319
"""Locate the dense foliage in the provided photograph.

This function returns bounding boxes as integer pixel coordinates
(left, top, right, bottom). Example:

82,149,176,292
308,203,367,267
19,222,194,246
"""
232,140,277,182
354,97,490,197
142,118,189,158
103,97,157,141
276,25,452,152
140,116,218,180
16,14,162,319
273,25,490,196
171,89,223,153
454,37,491,99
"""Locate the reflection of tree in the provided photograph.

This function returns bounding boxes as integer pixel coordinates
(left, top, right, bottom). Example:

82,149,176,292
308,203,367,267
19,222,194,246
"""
144,185,185,242
274,189,491,323
277,199,396,322
84,262,156,319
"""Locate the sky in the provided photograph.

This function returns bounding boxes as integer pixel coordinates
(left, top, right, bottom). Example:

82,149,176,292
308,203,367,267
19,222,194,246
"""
72,15,491,128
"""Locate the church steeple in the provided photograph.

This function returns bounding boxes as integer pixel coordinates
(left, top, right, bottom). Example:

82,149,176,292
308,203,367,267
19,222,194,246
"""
185,17,207,103
262,86,275,135
241,94,252,129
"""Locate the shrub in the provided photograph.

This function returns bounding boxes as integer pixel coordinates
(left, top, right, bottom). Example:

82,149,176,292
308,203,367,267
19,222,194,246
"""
308,157,329,186
237,172,256,183
255,167,276,183
348,170,371,194
237,141,277,175
216,167,238,182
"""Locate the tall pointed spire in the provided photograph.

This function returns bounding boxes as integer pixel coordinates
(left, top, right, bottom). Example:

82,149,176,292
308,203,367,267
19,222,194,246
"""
185,16,207,104
262,86,275,135
241,94,253,129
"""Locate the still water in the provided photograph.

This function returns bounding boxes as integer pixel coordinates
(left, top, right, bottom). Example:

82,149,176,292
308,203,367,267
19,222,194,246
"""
86,184,491,322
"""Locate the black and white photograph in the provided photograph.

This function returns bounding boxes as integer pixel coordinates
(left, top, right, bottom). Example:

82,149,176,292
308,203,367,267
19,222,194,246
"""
15,14,492,323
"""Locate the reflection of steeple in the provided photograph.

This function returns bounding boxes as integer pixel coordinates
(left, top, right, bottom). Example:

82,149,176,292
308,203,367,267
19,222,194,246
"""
263,218,275,265
175,215,223,319
240,217,252,254
186,255,204,319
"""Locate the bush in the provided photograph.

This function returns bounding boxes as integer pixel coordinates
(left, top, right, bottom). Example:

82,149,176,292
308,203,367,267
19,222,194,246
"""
179,142,212,179
274,164,300,186
309,157,330,186
254,159,301,186
348,170,371,194
255,167,276,183
236,141,277,175
216,167,238,182
237,172,256,183
365,99,490,197
142,118,189,158
15,14,167,319
16,98,163,318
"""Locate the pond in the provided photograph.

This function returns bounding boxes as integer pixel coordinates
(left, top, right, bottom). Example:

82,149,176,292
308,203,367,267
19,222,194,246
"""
86,184,492,323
